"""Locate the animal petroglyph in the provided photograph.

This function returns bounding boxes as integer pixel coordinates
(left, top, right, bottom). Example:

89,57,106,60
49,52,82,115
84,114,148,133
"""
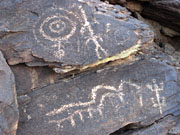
46,82,125,127
45,79,167,127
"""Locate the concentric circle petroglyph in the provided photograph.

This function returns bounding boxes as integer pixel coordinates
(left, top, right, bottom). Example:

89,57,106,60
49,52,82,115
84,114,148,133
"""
34,8,77,43
33,7,80,59
33,6,109,60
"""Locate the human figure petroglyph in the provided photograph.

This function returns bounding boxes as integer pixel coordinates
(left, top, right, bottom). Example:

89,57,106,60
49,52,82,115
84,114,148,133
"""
147,79,166,114
79,7,108,59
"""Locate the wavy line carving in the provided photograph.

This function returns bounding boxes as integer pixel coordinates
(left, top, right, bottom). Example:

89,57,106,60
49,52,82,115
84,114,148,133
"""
45,80,166,128
46,81,125,127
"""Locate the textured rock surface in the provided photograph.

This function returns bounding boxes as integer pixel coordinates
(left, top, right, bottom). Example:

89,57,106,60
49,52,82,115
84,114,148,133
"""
0,51,19,135
17,57,180,135
11,64,61,96
113,115,180,135
0,0,153,69
1,0,180,135
141,0,180,33
106,0,180,33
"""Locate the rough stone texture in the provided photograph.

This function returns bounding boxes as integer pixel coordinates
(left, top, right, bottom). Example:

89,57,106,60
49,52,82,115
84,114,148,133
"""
0,51,19,135
17,57,180,135
142,0,180,33
113,115,180,135
106,0,180,33
0,0,153,69
11,64,61,96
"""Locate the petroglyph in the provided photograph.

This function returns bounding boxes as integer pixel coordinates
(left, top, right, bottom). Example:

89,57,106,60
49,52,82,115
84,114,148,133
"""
114,29,130,45
147,79,166,114
33,7,77,59
46,83,125,127
79,7,108,59
33,6,108,60
45,79,167,127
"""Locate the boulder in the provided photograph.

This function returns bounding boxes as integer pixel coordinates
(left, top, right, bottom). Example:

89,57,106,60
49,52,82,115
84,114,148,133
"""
0,51,19,135
0,0,153,71
17,57,180,135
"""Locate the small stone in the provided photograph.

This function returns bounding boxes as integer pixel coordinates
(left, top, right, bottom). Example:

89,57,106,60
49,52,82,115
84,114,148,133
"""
17,95,31,105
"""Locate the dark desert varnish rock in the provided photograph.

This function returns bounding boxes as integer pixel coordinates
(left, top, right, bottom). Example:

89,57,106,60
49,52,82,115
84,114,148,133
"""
0,0,153,69
17,58,180,135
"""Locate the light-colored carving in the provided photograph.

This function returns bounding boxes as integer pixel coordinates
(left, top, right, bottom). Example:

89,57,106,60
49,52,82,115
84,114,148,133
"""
46,83,125,127
147,79,166,114
39,15,76,42
34,6,108,60
79,7,108,59
46,79,167,127
114,29,130,45
33,8,77,59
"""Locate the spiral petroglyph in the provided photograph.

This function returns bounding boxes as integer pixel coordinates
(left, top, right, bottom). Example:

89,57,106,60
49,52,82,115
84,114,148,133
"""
39,15,76,42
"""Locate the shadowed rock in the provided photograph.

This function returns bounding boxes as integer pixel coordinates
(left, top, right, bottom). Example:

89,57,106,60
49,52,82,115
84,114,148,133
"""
0,51,19,135
141,0,180,33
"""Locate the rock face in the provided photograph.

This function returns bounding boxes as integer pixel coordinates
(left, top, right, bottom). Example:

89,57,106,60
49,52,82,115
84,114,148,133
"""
142,0,180,33
0,51,19,135
11,64,61,96
17,57,180,135
0,0,153,70
1,0,180,135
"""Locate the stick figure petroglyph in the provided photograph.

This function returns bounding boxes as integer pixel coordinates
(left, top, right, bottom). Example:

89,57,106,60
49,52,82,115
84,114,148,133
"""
147,79,166,114
46,82,125,127
79,7,108,59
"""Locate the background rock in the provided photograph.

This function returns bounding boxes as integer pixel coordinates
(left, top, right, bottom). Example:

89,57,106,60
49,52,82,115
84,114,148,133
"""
0,51,19,135
11,64,61,96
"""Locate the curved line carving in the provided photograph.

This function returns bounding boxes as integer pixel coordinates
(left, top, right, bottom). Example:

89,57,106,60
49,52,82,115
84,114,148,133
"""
46,81,125,127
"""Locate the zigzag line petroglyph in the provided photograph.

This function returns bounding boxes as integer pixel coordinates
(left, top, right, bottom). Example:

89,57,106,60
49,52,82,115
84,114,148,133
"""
46,83,125,127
